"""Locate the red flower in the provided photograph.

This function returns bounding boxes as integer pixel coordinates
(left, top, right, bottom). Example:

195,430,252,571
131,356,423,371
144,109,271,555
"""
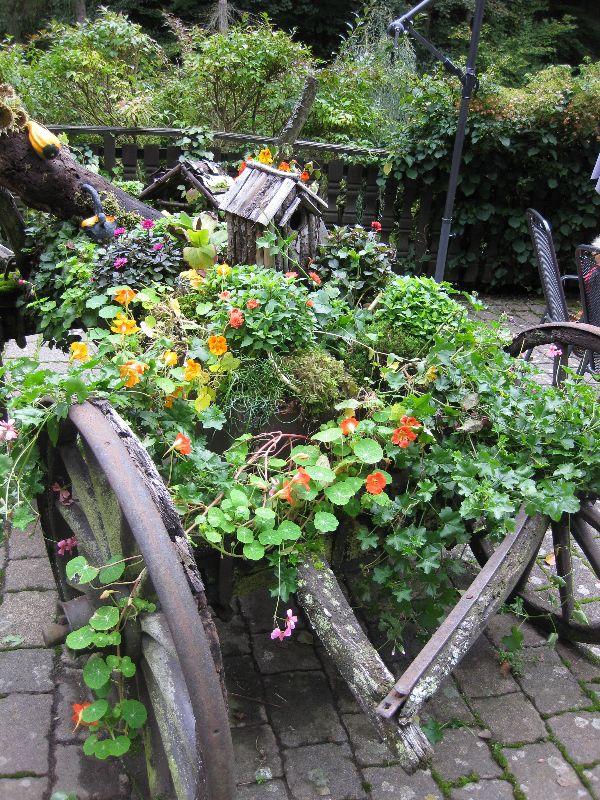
278,481,295,505
365,471,387,495
392,416,421,448
229,308,245,328
285,271,298,279
173,432,192,456
308,271,321,285
306,299,314,307
72,702,98,730
340,416,359,435
219,290,231,300
300,171,310,182
400,415,420,427
371,221,382,232
292,467,311,488
246,298,260,309
238,160,247,175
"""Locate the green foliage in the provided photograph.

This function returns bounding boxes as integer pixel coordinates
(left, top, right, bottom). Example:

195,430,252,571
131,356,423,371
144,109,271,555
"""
281,348,358,417
310,225,394,305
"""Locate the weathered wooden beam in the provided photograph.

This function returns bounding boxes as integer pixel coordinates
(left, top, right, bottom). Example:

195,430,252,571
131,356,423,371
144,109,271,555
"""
296,553,432,773
377,510,548,721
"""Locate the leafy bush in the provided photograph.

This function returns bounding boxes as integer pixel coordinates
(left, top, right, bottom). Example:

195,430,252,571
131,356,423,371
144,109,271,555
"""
310,225,394,304
281,348,358,417
93,220,184,291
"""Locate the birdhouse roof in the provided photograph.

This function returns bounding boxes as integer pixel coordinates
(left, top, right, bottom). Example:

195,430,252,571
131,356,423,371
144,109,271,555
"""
218,161,327,226
140,159,231,208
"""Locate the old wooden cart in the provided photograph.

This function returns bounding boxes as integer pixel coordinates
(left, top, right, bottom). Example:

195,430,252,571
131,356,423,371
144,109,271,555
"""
20,319,600,800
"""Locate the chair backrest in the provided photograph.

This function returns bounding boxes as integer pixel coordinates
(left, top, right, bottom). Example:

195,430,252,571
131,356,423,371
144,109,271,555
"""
526,209,568,322
575,244,600,328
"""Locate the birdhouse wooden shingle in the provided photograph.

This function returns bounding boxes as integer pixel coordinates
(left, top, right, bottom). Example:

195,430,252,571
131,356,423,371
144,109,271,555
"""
218,161,327,269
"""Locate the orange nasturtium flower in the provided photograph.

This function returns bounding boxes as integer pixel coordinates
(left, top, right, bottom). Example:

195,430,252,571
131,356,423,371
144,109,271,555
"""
69,342,90,362
300,170,310,182
246,298,260,310
278,161,291,171
163,350,178,367
292,467,311,489
111,312,139,335
208,335,228,356
164,386,186,408
181,269,204,290
183,359,203,381
391,415,421,448
365,471,387,495
215,263,231,277
114,287,137,306
173,432,192,455
340,416,359,436
119,360,147,388
72,702,98,730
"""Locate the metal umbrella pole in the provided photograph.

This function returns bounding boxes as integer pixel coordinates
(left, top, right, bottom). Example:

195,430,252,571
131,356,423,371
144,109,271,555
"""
388,0,487,282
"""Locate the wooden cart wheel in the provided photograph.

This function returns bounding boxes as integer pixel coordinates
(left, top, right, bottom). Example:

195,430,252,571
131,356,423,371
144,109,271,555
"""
36,399,234,800
469,322,600,644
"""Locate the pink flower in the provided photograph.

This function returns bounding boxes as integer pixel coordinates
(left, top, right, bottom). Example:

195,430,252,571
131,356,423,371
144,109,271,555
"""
152,242,164,251
286,609,298,631
246,298,260,310
51,482,73,506
270,626,291,642
113,257,128,269
285,271,298,279
57,536,78,556
548,344,563,358
308,271,321,286
371,221,382,232
18,279,26,286
219,291,231,300
229,308,245,329
113,227,126,236
270,609,298,642
141,219,155,230
0,419,18,442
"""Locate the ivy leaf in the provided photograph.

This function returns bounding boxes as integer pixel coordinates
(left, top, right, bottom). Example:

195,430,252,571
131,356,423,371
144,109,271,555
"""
83,656,111,690
422,718,444,745
120,699,148,729
65,625,95,650
314,512,339,533
89,606,120,631
11,505,37,531
352,438,383,464
81,699,109,723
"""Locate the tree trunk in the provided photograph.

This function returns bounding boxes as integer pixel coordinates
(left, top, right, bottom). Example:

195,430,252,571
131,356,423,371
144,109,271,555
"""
216,0,229,33
73,0,86,23
0,127,161,221
277,73,319,150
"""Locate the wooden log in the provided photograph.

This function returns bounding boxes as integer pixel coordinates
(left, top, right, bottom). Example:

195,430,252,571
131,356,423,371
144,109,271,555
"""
296,553,432,773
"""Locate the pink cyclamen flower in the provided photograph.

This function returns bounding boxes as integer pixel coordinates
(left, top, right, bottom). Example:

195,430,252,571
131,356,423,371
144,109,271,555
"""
18,279,26,286
152,242,164,251
51,482,73,506
270,626,291,642
270,609,298,642
57,536,78,557
141,219,155,230
286,609,298,631
0,419,18,442
113,257,128,269
113,227,126,236
371,220,382,232
548,344,563,358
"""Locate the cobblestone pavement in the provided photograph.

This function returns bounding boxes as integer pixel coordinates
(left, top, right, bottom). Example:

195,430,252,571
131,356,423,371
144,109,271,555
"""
1,294,599,800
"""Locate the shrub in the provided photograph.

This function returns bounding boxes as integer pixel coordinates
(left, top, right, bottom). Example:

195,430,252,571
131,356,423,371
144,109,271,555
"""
281,348,358,417
310,225,394,305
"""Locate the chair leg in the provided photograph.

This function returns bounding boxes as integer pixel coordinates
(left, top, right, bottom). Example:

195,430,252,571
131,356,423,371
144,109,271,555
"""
577,350,590,376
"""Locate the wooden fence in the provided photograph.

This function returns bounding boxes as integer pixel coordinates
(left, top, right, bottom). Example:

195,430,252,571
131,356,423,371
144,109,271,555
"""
48,126,459,281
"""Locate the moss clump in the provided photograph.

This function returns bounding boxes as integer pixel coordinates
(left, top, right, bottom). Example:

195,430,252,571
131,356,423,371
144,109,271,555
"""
177,290,207,318
100,193,142,230
0,274,20,294
282,347,358,416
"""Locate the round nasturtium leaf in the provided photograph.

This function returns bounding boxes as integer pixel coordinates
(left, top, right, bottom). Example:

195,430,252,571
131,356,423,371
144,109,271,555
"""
65,625,95,651
83,656,111,690
92,738,114,760
277,520,302,541
314,511,339,533
120,656,136,678
352,438,384,464
120,699,148,729
98,555,126,585
243,541,266,560
107,735,131,757
89,605,120,631
83,734,99,757
81,699,109,724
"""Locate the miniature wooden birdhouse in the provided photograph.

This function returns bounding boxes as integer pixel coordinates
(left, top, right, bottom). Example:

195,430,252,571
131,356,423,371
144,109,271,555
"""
218,161,327,270
139,159,232,211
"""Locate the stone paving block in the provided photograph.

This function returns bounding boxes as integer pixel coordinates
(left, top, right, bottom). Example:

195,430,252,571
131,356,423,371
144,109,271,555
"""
470,693,545,744
556,641,600,683
453,636,519,698
0,590,58,647
54,668,89,743
423,677,474,725
502,741,591,799
0,543,6,575
546,711,600,764
284,743,365,800
431,728,502,782
0,777,47,800
214,613,251,657
237,779,290,799
264,671,347,748
486,614,546,648
232,725,283,785
0,648,54,693
225,655,268,728
0,693,52,775
252,633,321,674
7,525,47,560
53,744,130,800
451,780,514,800
4,557,55,591
342,713,393,767
362,766,442,800
583,764,600,792
239,588,285,633
518,647,589,715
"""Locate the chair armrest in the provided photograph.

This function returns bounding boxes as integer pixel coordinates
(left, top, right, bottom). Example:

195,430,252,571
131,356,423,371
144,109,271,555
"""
561,274,579,284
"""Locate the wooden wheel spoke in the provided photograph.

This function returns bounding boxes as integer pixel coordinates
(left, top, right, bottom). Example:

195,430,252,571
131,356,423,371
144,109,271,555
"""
572,513,600,580
551,519,574,621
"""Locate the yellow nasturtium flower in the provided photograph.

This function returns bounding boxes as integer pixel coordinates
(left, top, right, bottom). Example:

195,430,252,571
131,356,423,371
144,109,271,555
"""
215,263,231,277
163,350,178,367
111,312,139,335
114,287,137,306
194,386,215,413
257,147,273,164
70,342,90,362
183,359,203,381
180,269,204,290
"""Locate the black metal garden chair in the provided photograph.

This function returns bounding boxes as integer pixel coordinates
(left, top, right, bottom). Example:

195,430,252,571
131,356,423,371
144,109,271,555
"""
575,244,600,374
